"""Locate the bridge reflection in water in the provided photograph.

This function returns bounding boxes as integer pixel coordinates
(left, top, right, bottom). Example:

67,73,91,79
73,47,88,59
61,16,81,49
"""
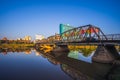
0,46,120,80
36,46,120,80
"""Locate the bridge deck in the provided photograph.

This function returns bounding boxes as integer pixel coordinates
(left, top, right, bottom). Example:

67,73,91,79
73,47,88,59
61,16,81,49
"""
36,40,120,46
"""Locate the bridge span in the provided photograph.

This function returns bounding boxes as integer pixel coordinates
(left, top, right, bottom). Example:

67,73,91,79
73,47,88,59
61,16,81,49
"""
36,24,120,63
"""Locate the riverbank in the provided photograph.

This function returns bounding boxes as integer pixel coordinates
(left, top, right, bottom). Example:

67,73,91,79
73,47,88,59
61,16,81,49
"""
0,43,35,49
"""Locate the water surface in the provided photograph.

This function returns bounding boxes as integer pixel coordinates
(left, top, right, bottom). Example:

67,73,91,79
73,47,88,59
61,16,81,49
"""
0,48,120,80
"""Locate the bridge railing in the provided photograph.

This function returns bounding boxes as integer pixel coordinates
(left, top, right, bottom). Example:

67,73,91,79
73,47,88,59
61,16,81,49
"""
35,34,120,44
100,34,120,40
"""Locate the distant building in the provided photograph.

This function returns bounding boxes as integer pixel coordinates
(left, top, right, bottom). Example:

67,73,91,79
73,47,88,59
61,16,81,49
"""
47,33,61,42
23,36,31,41
59,24,74,35
55,33,61,41
17,38,22,40
35,34,44,40
2,37,8,40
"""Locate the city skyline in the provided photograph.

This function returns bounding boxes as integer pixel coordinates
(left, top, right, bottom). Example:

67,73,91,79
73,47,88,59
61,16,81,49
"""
0,0,120,40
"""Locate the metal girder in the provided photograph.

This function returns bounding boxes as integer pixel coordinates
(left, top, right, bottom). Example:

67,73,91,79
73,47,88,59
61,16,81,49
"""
61,24,107,42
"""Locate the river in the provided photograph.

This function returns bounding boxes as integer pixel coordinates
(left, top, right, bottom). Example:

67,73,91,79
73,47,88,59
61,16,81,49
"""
0,47,120,80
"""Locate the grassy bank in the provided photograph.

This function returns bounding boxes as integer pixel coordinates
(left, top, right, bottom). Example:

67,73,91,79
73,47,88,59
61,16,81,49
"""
0,43,35,49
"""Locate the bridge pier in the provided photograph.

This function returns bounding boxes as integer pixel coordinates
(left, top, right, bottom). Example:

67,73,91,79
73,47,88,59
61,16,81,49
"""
92,44,119,63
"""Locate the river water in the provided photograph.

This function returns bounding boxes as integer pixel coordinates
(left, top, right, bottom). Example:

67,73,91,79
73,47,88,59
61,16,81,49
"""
0,48,120,80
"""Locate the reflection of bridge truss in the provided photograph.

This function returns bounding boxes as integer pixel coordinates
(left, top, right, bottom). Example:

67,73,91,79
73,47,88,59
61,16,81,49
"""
61,24,107,41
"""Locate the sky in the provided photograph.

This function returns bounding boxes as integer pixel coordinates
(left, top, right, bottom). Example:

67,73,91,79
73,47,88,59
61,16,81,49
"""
0,0,120,40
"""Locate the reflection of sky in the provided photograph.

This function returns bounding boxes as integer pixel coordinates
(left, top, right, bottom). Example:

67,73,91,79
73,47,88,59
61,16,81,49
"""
68,50,94,63
0,51,72,80
78,51,94,63
0,0,120,39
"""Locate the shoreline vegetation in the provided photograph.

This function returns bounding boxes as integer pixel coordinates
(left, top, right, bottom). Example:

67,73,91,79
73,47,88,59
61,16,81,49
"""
0,43,35,49
0,43,119,52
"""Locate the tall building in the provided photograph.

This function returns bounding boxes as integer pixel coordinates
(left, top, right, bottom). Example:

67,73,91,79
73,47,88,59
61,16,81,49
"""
59,24,74,35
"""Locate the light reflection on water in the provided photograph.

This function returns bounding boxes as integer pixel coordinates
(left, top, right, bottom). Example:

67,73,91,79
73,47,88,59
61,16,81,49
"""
0,50,72,80
67,50,95,63
0,48,120,80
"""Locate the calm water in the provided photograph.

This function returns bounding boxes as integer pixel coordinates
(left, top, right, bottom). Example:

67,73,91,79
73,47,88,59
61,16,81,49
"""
0,48,120,80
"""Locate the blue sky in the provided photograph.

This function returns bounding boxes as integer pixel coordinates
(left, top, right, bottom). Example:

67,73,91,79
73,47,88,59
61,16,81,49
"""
0,0,120,40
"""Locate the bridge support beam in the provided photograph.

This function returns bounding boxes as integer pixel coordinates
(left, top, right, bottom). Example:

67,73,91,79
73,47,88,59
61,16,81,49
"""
92,44,119,63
